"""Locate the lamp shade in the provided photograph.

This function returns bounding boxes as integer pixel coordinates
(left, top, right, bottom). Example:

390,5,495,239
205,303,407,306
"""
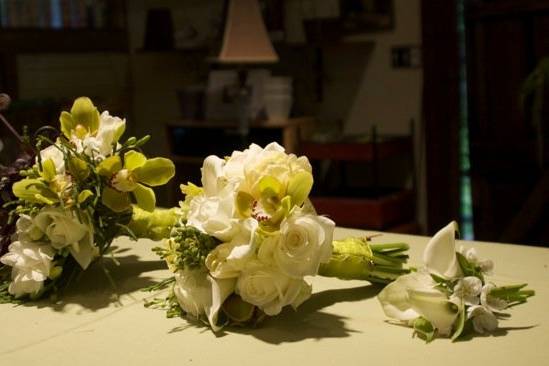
217,0,279,64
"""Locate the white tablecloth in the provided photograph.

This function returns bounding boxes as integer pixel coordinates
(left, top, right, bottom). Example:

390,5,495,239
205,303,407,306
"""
1,228,548,365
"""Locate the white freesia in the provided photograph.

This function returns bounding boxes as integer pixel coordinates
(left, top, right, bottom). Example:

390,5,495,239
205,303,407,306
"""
452,276,482,305
73,111,125,159
39,144,65,174
33,207,97,269
236,260,312,316
480,283,507,312
459,246,494,274
0,240,55,298
16,215,44,242
467,305,498,333
173,268,236,331
378,271,460,336
423,221,462,279
257,213,334,278
205,218,258,279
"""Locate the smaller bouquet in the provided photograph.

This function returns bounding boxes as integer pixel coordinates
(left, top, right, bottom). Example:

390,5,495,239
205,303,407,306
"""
146,142,410,331
378,222,535,342
0,97,175,302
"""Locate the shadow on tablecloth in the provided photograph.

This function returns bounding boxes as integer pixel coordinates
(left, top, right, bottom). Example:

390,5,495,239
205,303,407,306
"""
18,246,166,312
167,284,383,343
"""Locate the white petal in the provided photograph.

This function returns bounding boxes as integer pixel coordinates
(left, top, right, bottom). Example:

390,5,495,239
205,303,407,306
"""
407,288,460,336
423,221,462,278
201,155,225,197
378,272,436,321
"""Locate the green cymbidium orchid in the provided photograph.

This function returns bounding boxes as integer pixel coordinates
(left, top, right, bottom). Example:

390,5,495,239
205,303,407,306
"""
236,172,313,229
59,97,101,139
98,150,175,212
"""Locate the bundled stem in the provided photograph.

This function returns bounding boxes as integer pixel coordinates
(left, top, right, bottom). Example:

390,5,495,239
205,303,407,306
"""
319,238,410,284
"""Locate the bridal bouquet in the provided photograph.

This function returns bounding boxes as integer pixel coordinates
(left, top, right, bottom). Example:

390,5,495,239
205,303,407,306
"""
0,97,175,301
146,142,410,331
378,222,534,342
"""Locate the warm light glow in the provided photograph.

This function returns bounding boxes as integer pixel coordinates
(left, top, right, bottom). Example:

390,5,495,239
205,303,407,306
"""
217,0,279,63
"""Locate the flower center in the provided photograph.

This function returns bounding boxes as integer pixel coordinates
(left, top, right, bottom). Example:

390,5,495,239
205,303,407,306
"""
111,169,138,192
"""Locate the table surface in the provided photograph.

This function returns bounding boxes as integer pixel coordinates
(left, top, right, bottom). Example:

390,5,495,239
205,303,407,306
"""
1,228,548,366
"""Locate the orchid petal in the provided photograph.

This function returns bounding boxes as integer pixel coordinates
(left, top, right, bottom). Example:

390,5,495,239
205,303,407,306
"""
134,157,175,187
132,183,156,212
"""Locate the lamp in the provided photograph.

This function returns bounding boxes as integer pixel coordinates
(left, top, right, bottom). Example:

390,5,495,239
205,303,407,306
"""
218,0,278,64
216,0,279,145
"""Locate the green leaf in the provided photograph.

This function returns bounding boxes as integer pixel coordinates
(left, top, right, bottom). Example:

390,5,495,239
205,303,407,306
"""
102,186,131,212
132,183,156,212
451,304,466,341
413,317,436,343
78,189,94,204
134,157,175,186
59,111,75,138
287,171,313,207
97,156,122,177
124,150,147,170
70,97,100,134
41,158,57,181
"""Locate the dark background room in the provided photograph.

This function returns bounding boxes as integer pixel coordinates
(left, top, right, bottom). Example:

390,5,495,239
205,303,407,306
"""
0,0,547,246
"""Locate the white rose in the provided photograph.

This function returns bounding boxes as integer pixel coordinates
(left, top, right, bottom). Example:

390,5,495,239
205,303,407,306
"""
187,185,239,242
74,111,125,159
0,240,55,298
39,144,65,174
33,207,97,269
205,218,257,279
173,268,236,332
258,213,334,278
236,261,312,316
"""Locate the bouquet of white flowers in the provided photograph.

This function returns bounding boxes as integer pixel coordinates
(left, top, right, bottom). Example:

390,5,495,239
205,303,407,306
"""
378,222,534,342
145,143,410,331
0,97,176,302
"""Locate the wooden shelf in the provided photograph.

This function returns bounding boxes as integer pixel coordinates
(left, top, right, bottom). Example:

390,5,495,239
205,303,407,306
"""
301,136,413,162
0,29,128,53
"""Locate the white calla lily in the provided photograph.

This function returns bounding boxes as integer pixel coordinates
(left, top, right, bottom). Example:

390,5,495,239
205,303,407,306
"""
173,268,236,332
378,271,460,336
423,221,462,279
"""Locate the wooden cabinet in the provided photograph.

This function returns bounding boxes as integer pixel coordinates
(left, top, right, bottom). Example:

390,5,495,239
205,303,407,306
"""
300,135,418,233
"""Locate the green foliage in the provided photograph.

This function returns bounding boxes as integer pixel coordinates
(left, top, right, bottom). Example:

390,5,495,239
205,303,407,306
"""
412,317,436,343
154,224,220,271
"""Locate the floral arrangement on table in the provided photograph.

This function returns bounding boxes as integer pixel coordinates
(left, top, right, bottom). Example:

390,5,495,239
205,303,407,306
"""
145,142,410,331
378,222,535,342
0,96,176,302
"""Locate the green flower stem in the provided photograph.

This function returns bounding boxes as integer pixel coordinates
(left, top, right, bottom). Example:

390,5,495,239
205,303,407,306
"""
319,237,410,284
128,206,179,241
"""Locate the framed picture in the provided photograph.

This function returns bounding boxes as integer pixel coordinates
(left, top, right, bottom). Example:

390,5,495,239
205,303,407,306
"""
339,0,394,34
